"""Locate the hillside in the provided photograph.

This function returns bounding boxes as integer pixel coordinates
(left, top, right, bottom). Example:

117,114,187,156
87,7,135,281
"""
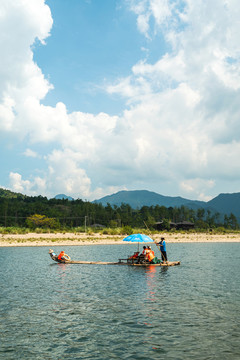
94,190,240,219
207,193,240,217
0,188,26,199
94,190,206,208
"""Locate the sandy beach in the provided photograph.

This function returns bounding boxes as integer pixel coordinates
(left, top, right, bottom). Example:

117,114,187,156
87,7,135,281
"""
0,232,240,247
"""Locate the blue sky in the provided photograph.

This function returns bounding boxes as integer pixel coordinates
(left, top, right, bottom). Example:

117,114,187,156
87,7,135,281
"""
1,0,240,201
34,0,166,115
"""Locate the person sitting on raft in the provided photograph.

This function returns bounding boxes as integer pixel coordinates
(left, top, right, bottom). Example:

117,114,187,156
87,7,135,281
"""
146,246,155,262
137,245,153,263
146,246,162,264
57,251,71,262
128,251,139,260
137,246,147,263
49,249,57,261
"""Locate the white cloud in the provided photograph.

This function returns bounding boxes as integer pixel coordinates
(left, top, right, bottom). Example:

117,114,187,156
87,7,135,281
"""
180,179,215,201
0,0,53,133
107,0,240,192
23,149,39,158
1,0,240,201
128,0,172,37
0,96,15,130
46,149,92,198
9,172,46,195
9,172,30,193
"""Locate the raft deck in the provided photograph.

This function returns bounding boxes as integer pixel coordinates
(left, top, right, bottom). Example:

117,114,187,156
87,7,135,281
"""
49,251,180,266
127,261,180,267
52,258,180,266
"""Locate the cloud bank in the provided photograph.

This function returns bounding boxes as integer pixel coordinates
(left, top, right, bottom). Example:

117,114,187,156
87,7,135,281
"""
1,0,240,201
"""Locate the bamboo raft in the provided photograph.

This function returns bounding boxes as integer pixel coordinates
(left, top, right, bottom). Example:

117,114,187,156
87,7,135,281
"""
127,261,180,267
49,250,180,267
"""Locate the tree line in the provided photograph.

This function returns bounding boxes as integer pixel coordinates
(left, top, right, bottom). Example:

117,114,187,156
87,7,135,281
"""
0,194,238,231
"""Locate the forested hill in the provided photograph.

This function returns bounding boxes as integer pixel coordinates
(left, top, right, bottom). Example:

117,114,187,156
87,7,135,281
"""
0,188,26,199
94,190,240,218
0,188,239,229
1,188,240,218
207,193,240,218
94,190,206,208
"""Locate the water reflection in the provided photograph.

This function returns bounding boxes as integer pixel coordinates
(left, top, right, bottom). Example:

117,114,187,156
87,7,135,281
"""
56,262,69,274
160,266,169,274
146,265,157,276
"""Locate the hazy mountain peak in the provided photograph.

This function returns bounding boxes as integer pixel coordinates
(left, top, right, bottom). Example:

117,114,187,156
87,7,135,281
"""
54,194,74,201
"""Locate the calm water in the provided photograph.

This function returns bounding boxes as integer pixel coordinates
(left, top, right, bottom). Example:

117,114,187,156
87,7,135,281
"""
0,243,239,360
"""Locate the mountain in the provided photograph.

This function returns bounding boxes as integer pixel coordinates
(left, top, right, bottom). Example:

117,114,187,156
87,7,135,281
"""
54,194,74,201
94,190,206,208
94,190,240,219
207,193,240,217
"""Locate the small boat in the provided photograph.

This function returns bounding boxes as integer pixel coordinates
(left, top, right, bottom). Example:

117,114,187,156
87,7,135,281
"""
49,249,180,267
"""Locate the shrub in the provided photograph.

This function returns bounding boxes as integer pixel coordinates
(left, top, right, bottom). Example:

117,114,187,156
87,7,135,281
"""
121,226,133,235
26,214,60,229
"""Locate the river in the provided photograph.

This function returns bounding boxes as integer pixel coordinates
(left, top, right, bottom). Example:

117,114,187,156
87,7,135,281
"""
0,243,239,359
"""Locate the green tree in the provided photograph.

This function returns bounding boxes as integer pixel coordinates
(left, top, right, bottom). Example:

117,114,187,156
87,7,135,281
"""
26,214,59,229
162,218,171,230
197,208,205,221
224,213,238,230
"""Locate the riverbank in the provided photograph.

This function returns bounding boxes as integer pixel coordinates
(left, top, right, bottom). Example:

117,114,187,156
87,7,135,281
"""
0,232,240,247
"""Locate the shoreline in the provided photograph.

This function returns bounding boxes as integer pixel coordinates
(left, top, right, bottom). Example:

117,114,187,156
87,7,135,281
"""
1,232,240,247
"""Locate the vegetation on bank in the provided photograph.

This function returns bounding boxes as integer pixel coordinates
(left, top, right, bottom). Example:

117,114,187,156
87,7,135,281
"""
0,193,239,233
1,226,240,236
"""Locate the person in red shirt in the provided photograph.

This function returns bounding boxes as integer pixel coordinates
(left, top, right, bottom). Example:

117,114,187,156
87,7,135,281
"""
58,251,65,260
57,251,71,262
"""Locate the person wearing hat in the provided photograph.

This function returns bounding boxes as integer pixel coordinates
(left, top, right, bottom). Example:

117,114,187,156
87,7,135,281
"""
49,249,57,261
158,237,168,262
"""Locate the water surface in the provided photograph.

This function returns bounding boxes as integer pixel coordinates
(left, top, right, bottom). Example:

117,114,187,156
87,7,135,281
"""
0,243,239,359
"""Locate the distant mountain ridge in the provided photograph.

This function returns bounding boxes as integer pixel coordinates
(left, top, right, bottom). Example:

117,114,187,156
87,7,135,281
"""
54,194,74,201
94,190,205,208
94,190,240,219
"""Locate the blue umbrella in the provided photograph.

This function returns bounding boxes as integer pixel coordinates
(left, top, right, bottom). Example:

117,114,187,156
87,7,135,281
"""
123,233,154,243
123,233,154,251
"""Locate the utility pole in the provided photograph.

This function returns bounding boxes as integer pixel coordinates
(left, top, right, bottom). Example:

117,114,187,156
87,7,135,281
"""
84,216,87,232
